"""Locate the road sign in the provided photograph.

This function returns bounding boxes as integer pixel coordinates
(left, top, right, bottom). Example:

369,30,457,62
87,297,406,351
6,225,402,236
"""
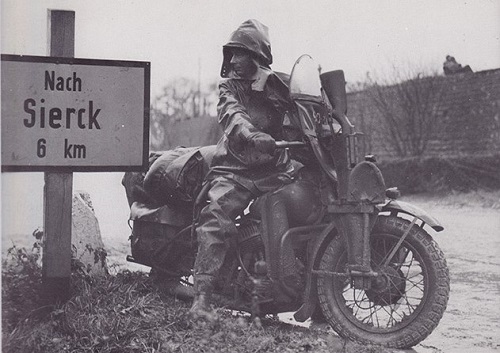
1,55,150,172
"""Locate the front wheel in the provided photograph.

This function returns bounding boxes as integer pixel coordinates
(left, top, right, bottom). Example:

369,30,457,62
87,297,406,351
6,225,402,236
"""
316,216,450,348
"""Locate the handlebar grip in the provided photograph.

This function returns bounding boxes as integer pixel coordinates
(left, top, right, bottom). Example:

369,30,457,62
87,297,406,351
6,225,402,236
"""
275,141,306,148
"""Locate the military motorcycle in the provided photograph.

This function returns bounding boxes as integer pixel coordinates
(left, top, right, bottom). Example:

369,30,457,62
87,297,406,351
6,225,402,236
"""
123,55,450,349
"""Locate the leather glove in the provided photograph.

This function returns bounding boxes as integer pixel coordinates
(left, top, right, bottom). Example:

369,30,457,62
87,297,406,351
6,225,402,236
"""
247,131,276,155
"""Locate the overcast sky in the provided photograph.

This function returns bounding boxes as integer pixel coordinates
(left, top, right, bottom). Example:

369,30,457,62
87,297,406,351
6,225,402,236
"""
2,0,500,97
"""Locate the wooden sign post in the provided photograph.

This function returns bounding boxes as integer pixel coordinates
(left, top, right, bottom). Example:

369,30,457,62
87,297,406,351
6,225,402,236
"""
1,10,150,304
42,9,75,303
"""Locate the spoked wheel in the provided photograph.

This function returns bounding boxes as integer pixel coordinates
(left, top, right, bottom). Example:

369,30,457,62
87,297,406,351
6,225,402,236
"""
317,216,450,348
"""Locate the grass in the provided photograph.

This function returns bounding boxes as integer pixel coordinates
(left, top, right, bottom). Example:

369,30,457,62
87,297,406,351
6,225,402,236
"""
2,245,396,353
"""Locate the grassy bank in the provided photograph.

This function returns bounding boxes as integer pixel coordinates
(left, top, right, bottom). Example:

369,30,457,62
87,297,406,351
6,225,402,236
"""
2,246,397,353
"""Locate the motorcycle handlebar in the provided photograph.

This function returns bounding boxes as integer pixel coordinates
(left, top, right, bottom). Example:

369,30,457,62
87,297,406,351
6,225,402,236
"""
275,141,306,148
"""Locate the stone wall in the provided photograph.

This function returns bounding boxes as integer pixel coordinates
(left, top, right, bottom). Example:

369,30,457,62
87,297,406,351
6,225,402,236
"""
347,69,500,161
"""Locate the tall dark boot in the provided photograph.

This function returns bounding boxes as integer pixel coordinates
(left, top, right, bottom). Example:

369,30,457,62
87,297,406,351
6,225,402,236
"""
188,275,217,322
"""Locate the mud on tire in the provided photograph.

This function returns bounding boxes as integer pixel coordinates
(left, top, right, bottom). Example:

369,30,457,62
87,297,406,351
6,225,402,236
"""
316,215,450,349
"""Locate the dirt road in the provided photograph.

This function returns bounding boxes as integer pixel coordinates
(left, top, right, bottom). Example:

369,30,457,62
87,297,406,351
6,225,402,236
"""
397,193,500,353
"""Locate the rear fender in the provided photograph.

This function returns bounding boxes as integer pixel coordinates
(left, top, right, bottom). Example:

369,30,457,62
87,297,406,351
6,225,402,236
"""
381,200,444,232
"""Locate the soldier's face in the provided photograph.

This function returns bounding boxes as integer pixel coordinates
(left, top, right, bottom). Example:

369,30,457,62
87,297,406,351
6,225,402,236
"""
230,48,258,78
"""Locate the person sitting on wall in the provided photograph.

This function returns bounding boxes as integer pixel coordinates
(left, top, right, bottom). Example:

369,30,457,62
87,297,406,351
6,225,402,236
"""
443,55,472,75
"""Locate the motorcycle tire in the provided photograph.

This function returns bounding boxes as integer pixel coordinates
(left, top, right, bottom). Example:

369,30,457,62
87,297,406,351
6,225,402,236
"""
316,215,450,348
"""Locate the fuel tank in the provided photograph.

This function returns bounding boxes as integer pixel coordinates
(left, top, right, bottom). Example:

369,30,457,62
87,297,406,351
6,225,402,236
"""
277,179,324,226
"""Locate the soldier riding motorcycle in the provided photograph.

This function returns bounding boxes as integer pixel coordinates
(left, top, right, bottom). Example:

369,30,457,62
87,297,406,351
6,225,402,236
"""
123,55,450,349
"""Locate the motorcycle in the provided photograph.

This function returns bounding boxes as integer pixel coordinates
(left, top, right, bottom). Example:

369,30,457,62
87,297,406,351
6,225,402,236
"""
123,55,450,349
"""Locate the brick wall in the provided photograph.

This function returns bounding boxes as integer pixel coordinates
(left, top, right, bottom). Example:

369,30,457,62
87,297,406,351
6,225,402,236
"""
347,69,500,161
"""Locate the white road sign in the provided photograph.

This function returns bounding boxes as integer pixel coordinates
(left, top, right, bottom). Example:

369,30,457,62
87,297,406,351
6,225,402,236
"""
1,55,150,171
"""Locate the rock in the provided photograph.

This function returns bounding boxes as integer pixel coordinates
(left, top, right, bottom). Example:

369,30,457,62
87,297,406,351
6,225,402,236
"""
6,190,109,276
71,191,108,276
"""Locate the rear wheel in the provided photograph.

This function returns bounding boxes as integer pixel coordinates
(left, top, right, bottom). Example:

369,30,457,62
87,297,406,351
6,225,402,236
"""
316,216,450,348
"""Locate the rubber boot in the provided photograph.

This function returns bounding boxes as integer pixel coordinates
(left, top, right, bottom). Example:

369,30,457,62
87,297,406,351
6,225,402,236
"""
188,275,218,322
188,292,216,321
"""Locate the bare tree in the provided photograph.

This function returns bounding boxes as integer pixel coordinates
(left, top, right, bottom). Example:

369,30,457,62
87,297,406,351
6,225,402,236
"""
365,67,448,158
150,78,219,150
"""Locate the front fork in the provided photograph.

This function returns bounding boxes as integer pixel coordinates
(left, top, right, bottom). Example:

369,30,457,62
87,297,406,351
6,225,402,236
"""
348,212,379,289
328,203,379,290
332,208,420,290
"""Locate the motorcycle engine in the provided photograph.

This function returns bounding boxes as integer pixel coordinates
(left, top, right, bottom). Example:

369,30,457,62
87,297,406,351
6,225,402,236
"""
237,219,276,303
237,219,263,254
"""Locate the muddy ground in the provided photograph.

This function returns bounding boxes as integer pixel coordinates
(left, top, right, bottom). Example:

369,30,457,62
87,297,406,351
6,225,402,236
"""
397,192,500,353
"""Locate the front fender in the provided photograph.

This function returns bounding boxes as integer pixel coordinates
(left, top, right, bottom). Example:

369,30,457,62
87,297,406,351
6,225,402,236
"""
381,200,444,232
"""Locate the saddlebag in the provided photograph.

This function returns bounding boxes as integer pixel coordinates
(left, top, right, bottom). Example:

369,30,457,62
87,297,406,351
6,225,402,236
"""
143,145,216,209
122,146,216,273
129,202,193,273
121,151,163,207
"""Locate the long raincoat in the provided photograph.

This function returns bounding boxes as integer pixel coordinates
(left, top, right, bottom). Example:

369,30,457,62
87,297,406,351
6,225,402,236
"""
193,19,302,294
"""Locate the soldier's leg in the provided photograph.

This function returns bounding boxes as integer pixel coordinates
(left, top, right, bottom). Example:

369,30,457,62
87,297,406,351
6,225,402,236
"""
190,176,254,317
